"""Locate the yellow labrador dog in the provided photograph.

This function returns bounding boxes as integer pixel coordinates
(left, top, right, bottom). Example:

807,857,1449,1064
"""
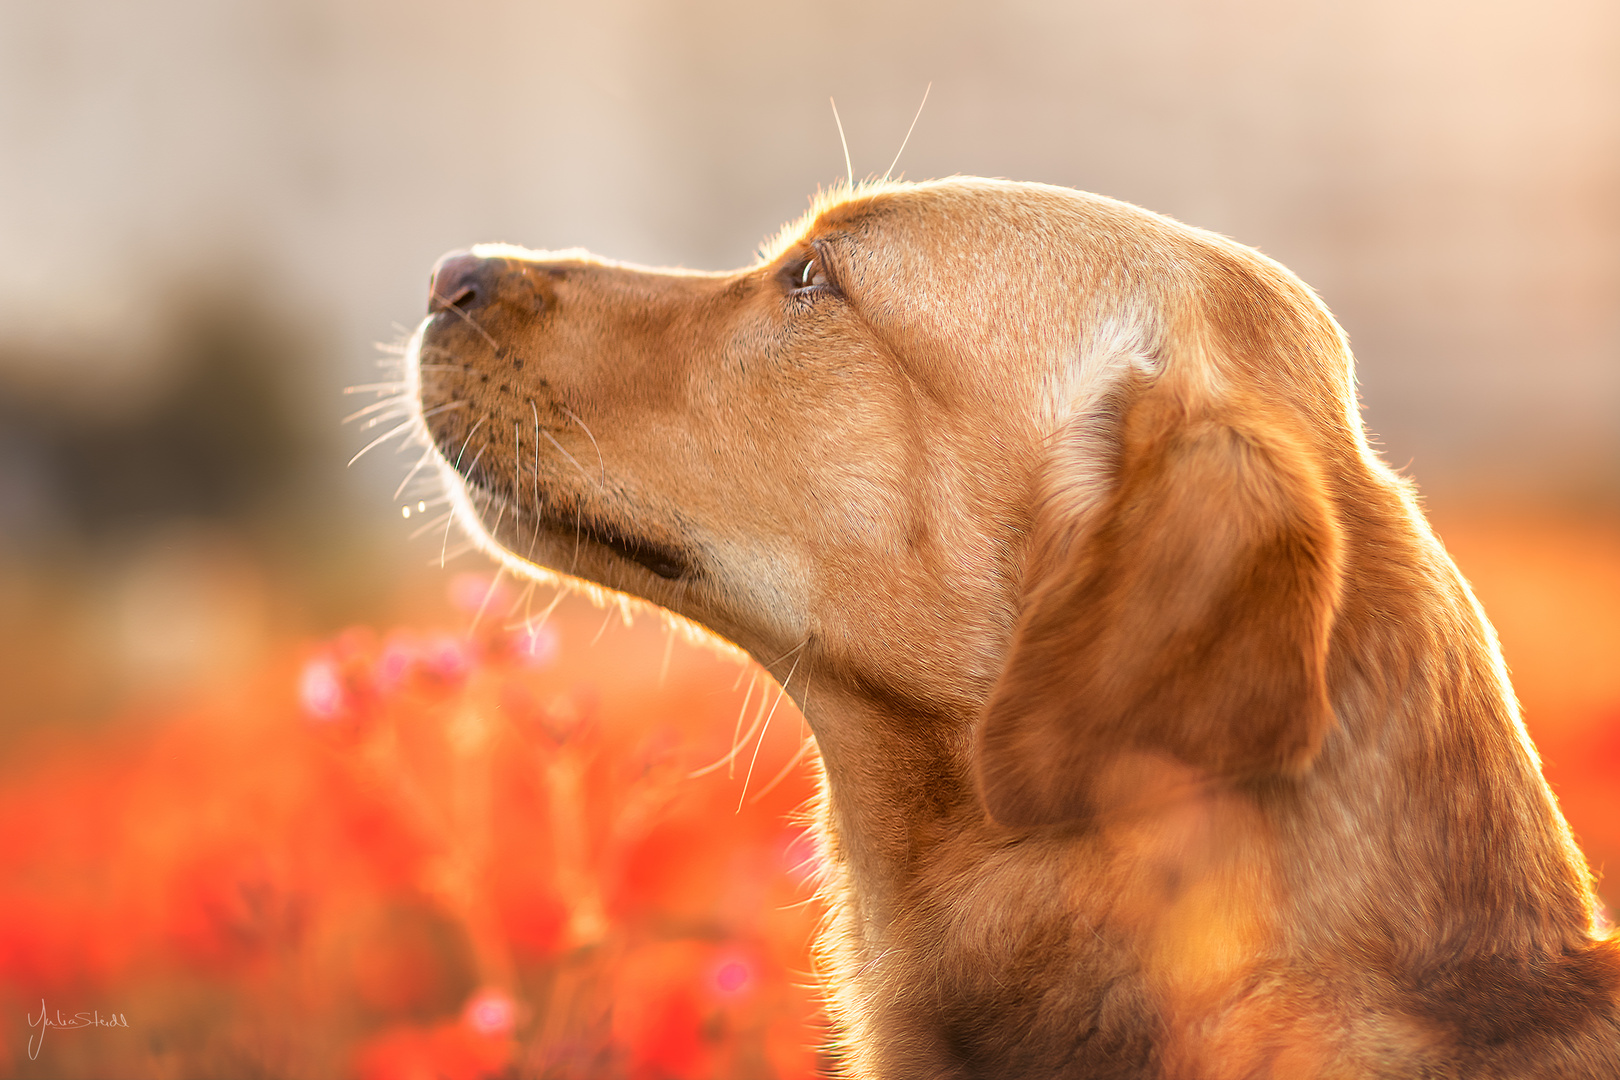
403,179,1619,1078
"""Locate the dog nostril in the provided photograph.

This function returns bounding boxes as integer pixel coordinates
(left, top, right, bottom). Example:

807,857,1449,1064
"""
428,251,491,316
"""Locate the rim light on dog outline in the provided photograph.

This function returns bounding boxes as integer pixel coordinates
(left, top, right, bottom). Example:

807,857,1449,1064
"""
400,318,749,663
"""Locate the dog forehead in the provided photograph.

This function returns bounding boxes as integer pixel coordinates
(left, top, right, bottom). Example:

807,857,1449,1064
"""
763,178,1093,262
812,176,1101,222
801,181,1156,412
802,181,1170,331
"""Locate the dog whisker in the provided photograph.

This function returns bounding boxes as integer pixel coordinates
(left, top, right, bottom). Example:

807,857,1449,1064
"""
393,446,439,501
658,621,677,687
451,415,488,472
510,418,522,517
507,584,566,638
430,285,501,352
462,442,489,480
540,429,597,491
830,96,853,190
588,602,616,647
561,406,608,486
484,482,507,539
465,564,507,638
347,417,418,466
738,651,802,812
440,500,458,568
747,725,814,805
420,400,468,423
687,674,759,780
530,401,543,555
342,395,412,424
408,510,454,540
883,82,932,182
747,661,816,804
435,539,477,564
357,405,416,432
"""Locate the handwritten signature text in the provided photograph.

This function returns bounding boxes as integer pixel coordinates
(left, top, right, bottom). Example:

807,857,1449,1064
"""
26,1001,130,1060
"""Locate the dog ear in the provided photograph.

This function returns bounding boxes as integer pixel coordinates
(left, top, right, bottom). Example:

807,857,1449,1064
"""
976,369,1343,828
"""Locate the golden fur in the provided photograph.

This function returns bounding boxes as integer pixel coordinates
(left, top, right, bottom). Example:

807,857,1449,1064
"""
406,178,1620,1077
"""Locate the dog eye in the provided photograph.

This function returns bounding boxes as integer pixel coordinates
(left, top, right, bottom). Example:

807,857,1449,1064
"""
785,251,834,295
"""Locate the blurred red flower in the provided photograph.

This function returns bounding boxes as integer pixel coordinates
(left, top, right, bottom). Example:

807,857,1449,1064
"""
0,581,828,1078
4,510,1613,1078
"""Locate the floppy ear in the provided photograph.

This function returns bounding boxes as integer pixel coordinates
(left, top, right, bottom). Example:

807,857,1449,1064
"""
976,372,1343,828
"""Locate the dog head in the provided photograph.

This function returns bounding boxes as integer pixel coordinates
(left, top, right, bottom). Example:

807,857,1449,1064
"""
408,178,1354,827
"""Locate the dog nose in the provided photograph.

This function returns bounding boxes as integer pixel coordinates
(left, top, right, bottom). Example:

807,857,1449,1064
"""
428,250,493,316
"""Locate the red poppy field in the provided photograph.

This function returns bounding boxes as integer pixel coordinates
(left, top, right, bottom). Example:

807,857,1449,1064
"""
0,507,1616,1079
0,576,827,1079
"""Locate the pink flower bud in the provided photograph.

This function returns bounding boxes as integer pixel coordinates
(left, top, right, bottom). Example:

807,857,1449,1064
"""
299,657,346,720
462,988,517,1036
714,958,751,995
448,572,511,615
512,623,560,669
421,634,470,684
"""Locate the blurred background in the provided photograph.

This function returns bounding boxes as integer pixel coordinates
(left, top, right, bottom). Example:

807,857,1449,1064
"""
0,1,1616,1076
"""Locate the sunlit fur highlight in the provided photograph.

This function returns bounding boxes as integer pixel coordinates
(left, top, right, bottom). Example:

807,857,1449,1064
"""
403,177,1620,1078
756,177,908,265
396,318,752,662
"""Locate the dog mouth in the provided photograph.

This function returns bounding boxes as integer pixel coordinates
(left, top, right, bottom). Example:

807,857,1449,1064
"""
404,314,696,585
556,511,694,581
461,472,695,582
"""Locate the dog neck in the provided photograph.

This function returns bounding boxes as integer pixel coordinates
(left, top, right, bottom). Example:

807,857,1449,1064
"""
800,683,980,926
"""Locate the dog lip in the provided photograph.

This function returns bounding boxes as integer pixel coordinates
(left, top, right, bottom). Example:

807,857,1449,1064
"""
466,477,695,582
576,518,693,581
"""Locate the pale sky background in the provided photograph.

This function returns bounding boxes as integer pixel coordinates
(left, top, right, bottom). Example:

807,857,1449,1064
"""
1,0,1616,517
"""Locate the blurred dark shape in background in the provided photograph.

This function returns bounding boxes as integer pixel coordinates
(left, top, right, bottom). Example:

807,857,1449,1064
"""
0,290,314,539
2,0,1616,510
0,279,405,730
